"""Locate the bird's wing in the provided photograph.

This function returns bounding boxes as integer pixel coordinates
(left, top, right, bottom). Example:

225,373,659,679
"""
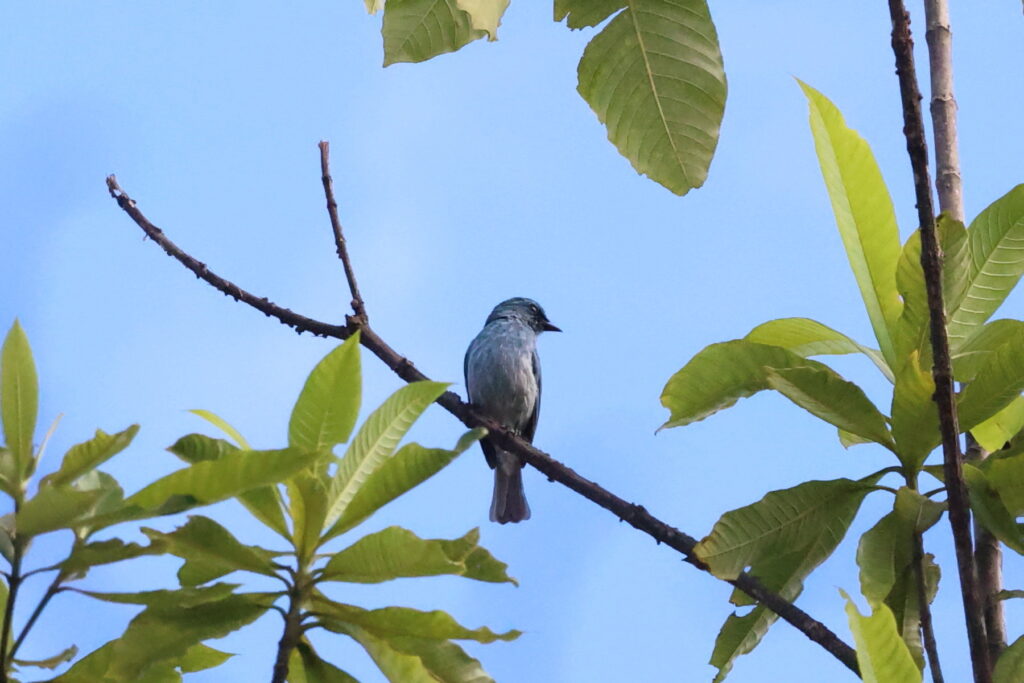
522,348,541,444
465,335,500,470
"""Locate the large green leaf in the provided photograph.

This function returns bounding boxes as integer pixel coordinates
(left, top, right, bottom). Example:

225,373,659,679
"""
980,451,1024,515
381,0,510,66
698,478,876,681
289,639,359,683
799,82,902,368
325,429,483,541
885,553,940,671
288,471,330,563
972,396,1024,453
745,317,892,382
315,600,519,644
843,592,922,683
1,319,38,482
16,485,105,537
660,340,830,429
764,366,895,450
42,425,139,488
948,185,1024,348
890,353,939,471
953,319,1024,383
289,335,362,455
995,635,1024,683
142,515,279,585
325,381,448,528
168,433,289,539
958,324,1024,432
576,0,727,196
554,0,624,28
322,526,515,585
62,538,166,575
963,463,1024,554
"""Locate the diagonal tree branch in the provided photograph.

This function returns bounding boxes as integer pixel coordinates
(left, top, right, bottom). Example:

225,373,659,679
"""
887,3,991,681
318,141,367,322
105,172,860,676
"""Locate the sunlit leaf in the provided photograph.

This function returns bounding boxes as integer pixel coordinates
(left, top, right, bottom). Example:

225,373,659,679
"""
2,319,38,482
288,472,329,563
996,635,1024,683
576,0,727,196
764,366,894,449
177,644,234,674
958,324,1024,432
315,600,519,644
948,184,1024,349
142,515,279,585
289,639,359,683
745,317,892,382
799,82,902,368
325,382,448,529
963,463,1024,554
382,0,486,66
188,409,251,449
325,429,483,541
554,0,624,29
842,591,922,683
890,353,939,471
972,396,1024,453
953,319,1024,383
289,335,361,455
42,425,139,488
16,485,105,537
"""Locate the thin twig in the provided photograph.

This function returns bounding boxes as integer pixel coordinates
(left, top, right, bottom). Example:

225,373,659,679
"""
887,3,991,681
318,141,367,322
9,572,66,661
106,174,860,676
912,534,944,683
0,541,22,681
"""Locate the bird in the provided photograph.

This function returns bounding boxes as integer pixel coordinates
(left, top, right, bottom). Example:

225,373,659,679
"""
464,297,560,523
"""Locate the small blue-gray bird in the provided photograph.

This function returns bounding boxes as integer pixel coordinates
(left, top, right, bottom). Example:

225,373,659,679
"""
464,297,560,523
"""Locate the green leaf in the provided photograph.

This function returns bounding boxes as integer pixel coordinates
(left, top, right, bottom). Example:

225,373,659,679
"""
62,538,166,575
288,471,329,563
996,589,1024,601
142,515,279,585
699,478,876,681
177,644,234,674
382,0,486,66
958,323,1024,432
322,526,514,585
948,184,1024,348
953,319,1024,383
42,425,139,488
456,0,509,40
764,366,895,449
365,0,384,14
14,644,78,670
325,429,483,540
972,396,1024,453
890,353,939,471
661,340,831,429
2,319,38,482
963,463,1024,553
745,317,892,382
83,583,241,608
289,639,359,683
842,591,922,683
168,433,290,539
16,485,105,537
576,0,727,196
995,635,1024,683
886,553,940,671
315,600,519,644
554,0,624,29
188,409,251,449
336,622,493,683
289,335,361,455
325,382,448,529
982,452,1024,514
799,82,902,368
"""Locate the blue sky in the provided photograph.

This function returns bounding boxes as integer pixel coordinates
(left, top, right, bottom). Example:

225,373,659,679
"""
3,2,1024,681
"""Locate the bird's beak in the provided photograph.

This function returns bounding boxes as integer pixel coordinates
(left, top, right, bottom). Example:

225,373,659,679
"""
542,321,562,333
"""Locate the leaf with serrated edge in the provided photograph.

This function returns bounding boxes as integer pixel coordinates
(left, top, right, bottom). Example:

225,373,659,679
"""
289,335,361,455
2,320,38,482
325,429,483,541
799,82,902,368
842,591,922,683
577,0,726,196
325,382,448,529
948,185,1024,349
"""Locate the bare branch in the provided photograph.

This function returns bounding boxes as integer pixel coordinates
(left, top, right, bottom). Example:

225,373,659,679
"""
887,3,991,681
105,174,860,676
318,141,367,321
913,533,944,683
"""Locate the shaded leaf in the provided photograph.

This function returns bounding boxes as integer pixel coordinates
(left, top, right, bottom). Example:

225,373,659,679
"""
886,553,940,671
958,324,1024,432
177,644,233,674
745,317,892,382
16,485,105,537
142,516,279,585
325,382,448,529
288,472,329,563
315,599,519,644
890,353,939,471
963,463,1024,554
800,82,902,368
996,590,1024,601
289,639,359,683
995,635,1024,683
289,335,361,455
326,429,484,540
167,433,238,464
953,319,1024,383
62,538,165,575
382,0,486,66
843,592,922,683
2,319,38,481
42,425,139,488
972,396,1024,453
948,184,1024,348
188,409,251,449
14,645,77,670
577,0,727,196
764,366,894,449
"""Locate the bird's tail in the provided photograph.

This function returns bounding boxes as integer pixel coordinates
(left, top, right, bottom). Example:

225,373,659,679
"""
490,452,530,524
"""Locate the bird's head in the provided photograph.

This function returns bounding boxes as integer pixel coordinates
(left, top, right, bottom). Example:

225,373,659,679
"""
486,297,561,334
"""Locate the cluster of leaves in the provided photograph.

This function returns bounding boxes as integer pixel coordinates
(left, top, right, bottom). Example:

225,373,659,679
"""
0,322,517,682
367,0,727,198
658,82,1024,682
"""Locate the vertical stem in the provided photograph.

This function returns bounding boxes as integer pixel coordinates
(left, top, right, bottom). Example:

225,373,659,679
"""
913,533,945,683
0,543,22,681
968,442,1008,661
886,3,991,681
271,573,306,683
